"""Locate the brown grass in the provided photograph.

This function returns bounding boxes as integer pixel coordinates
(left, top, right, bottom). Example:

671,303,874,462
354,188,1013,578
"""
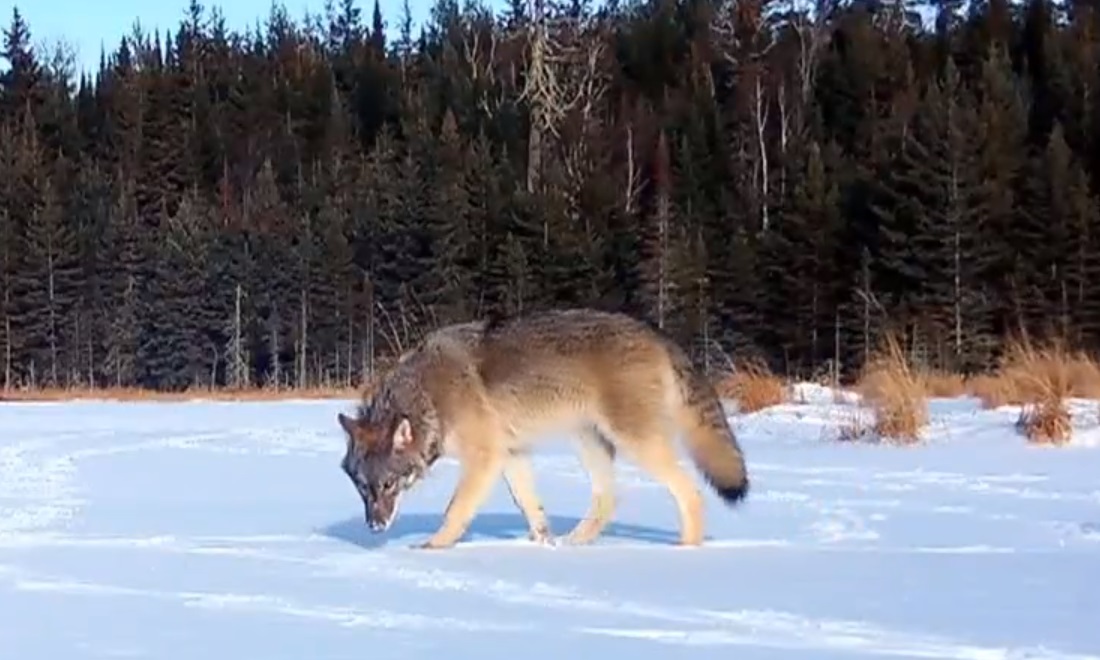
966,338,1100,410
1015,399,1072,445
712,358,788,413
1066,353,1100,399
965,373,1017,409
853,334,928,443
981,337,1081,444
0,384,367,403
920,370,967,398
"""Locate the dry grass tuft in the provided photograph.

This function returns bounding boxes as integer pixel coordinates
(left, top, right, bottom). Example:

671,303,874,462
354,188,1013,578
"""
1015,400,1072,445
998,338,1074,401
853,334,928,443
989,337,1078,444
1,384,366,403
713,358,788,413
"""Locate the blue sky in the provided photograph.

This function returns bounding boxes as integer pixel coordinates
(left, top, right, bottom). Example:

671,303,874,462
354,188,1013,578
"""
0,0,453,76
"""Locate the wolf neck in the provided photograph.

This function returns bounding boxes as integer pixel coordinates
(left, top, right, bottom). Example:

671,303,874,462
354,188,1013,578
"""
409,396,445,470
409,404,445,472
422,431,444,468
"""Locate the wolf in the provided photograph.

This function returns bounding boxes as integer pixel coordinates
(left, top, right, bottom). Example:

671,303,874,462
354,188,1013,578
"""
336,308,749,549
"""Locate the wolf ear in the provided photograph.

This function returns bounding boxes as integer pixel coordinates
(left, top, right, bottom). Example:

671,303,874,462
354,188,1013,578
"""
337,412,360,438
392,417,414,452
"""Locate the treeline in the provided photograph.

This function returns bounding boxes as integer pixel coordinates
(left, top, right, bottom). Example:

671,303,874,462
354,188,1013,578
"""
1,0,1099,391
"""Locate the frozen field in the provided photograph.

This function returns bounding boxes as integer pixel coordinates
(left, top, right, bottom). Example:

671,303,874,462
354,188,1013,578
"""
2,384,1099,659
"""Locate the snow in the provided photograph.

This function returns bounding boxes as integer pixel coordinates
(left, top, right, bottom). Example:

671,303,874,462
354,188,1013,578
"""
2,385,1100,659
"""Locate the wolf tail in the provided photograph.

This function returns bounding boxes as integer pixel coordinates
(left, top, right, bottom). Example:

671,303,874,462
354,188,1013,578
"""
664,341,749,505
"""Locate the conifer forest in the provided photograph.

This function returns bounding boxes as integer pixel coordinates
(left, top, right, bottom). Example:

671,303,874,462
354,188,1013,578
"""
1,0,1099,391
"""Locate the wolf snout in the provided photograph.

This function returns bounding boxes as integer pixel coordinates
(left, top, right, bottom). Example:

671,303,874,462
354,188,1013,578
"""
366,511,393,533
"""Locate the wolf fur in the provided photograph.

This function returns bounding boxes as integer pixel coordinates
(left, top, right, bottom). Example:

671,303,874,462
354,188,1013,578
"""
336,308,749,549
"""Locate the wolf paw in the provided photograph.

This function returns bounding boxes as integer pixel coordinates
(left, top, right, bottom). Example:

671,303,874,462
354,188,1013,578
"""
560,524,605,546
529,525,554,546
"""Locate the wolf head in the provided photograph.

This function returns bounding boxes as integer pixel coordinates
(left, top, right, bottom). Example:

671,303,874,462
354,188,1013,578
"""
337,410,429,533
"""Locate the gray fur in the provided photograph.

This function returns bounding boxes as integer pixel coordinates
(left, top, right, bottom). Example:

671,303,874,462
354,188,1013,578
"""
337,323,478,532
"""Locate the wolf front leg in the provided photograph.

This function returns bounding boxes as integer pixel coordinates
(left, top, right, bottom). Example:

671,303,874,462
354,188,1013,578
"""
415,452,505,549
501,453,553,544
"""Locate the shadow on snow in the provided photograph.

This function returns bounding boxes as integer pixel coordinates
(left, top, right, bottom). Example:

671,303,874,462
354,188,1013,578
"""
318,511,685,549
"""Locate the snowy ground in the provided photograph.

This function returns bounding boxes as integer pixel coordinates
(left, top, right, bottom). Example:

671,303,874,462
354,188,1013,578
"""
2,384,1099,659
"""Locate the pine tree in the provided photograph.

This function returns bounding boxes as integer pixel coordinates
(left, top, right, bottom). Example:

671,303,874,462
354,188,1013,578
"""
16,174,81,387
761,140,843,374
3,0,1100,389
869,61,988,368
970,44,1030,350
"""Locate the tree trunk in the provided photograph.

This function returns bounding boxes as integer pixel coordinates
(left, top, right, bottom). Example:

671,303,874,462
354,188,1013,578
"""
269,307,281,389
3,307,10,391
834,308,841,387
229,282,246,389
298,288,308,389
364,272,375,384
625,123,636,215
754,75,770,231
525,0,547,197
47,240,58,387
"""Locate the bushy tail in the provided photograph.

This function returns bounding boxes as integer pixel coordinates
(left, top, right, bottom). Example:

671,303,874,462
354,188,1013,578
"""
666,345,749,505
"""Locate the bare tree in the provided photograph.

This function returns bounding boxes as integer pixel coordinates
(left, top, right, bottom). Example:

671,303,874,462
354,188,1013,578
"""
458,14,506,119
37,36,77,92
624,122,642,215
652,131,672,329
298,288,309,389
753,70,771,230
711,0,778,230
518,0,608,205
520,0,552,198
782,0,836,112
226,283,250,389
556,23,611,234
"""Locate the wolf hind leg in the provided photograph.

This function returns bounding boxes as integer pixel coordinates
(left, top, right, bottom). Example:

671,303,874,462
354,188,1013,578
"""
563,427,617,545
502,452,553,544
602,417,705,546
